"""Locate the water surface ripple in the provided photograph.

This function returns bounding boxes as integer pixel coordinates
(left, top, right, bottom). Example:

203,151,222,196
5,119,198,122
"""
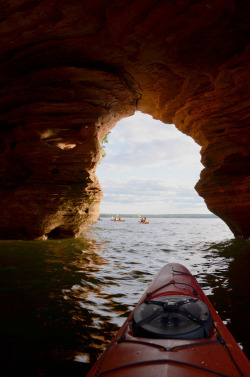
0,218,249,376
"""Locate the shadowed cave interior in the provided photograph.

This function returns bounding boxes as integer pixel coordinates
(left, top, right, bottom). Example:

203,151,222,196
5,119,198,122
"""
0,0,249,240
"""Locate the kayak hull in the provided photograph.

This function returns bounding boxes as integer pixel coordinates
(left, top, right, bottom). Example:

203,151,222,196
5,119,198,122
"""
86,263,250,377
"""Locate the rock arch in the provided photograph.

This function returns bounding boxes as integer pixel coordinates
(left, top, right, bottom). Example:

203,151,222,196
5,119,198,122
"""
0,0,249,239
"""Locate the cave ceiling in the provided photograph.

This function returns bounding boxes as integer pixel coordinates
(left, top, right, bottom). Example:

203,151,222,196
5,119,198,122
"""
0,0,249,239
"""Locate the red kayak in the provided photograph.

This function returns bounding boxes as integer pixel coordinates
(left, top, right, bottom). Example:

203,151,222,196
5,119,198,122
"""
86,263,250,377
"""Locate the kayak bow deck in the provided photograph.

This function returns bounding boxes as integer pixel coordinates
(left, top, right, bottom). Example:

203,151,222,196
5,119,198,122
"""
86,263,250,377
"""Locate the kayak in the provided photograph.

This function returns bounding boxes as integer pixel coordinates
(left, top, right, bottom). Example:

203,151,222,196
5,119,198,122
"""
110,219,125,222
86,263,250,377
139,220,149,224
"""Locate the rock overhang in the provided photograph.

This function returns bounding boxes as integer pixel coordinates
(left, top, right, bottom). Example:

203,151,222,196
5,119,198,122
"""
0,0,249,239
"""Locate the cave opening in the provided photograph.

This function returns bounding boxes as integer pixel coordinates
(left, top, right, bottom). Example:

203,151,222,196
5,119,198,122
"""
96,112,210,216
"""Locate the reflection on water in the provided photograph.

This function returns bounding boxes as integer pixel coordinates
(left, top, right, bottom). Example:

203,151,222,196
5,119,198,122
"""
0,218,249,376
203,239,250,354
0,237,118,376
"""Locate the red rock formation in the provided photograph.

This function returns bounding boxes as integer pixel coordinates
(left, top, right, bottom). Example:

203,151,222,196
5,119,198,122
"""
0,0,249,239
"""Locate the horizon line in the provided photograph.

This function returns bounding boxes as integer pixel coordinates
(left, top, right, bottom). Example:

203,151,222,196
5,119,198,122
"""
100,213,217,218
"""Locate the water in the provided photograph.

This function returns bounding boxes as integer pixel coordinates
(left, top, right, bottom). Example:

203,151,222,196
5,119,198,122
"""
0,217,249,376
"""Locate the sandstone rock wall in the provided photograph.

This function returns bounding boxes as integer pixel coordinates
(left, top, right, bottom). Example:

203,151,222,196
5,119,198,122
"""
0,0,249,239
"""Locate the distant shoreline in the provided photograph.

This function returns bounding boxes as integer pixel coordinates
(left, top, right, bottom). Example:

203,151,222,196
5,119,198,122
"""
100,214,217,218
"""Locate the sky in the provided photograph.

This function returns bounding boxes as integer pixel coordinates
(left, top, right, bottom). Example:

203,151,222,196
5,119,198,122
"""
96,111,211,215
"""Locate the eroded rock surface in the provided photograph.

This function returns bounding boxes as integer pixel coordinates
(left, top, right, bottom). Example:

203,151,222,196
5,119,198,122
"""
0,0,249,239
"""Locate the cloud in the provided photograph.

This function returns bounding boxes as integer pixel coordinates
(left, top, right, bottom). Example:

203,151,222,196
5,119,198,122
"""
99,178,209,214
101,112,202,171
110,112,183,144
97,112,209,214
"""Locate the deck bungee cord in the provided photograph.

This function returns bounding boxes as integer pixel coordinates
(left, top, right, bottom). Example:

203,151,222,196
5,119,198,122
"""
92,296,246,377
96,358,233,377
172,268,196,277
87,263,250,377
92,334,244,377
146,280,200,298
118,330,225,352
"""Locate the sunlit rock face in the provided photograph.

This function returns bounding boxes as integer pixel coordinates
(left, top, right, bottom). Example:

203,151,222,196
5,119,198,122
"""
0,0,249,239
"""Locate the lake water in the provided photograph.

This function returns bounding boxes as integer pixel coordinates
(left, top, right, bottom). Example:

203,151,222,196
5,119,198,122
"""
0,217,249,376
